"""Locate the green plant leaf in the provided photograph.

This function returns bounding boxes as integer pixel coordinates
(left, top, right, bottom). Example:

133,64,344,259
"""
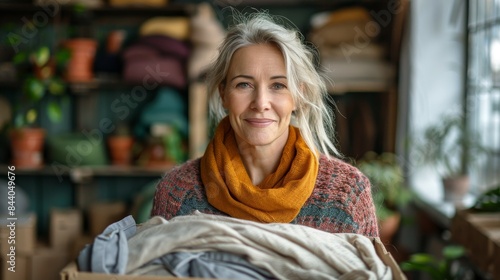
417,113,488,178
408,253,435,264
26,109,37,124
400,261,443,280
442,245,465,260
73,3,88,14
13,51,28,65
47,101,62,123
48,78,66,95
357,151,412,221
55,48,71,67
31,46,50,67
14,112,25,128
23,77,46,101
437,260,447,275
401,245,466,280
473,185,500,212
400,262,422,271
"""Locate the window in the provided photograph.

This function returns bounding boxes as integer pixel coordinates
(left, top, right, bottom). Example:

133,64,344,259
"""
467,0,500,194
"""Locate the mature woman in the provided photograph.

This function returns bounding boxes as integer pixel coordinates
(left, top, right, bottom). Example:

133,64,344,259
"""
151,13,379,237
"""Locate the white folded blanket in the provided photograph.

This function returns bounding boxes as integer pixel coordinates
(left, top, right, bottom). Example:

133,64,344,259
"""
126,211,393,280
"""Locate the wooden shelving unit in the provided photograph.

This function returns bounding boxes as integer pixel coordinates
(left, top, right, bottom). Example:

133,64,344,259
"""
0,164,168,178
0,2,193,15
0,2,194,237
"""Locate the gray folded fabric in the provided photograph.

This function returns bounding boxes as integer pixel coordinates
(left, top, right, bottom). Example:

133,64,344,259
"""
77,215,136,274
151,251,276,280
78,215,276,279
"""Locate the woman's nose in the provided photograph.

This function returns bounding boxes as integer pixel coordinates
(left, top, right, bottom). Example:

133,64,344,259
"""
250,87,271,111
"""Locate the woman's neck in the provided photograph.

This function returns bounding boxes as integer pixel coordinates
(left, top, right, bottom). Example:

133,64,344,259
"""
236,134,288,186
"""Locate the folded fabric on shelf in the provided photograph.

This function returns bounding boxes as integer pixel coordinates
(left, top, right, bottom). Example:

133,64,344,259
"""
188,2,226,81
320,56,394,81
140,17,191,41
122,56,186,89
121,35,190,89
309,6,376,50
318,43,386,62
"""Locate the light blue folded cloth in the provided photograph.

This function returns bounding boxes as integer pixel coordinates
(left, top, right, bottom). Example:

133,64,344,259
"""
77,215,136,274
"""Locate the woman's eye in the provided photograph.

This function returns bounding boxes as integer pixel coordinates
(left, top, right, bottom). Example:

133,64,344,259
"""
271,83,287,90
236,82,251,89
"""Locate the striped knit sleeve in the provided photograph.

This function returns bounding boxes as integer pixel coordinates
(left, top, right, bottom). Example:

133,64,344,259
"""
150,159,202,220
351,169,380,237
150,170,175,219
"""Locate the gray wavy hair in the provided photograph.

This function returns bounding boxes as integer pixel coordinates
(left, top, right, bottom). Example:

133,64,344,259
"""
205,11,340,158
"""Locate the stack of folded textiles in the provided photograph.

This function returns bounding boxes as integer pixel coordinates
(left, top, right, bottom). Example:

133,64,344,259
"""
74,211,404,280
308,7,394,93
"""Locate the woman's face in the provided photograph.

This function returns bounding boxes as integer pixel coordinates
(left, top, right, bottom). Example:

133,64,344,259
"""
220,43,296,148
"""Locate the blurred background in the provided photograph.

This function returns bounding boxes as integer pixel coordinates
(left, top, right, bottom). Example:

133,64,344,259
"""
0,0,499,279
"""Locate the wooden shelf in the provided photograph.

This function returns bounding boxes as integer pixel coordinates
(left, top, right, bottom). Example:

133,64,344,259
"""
68,77,130,94
89,3,195,16
0,3,194,16
0,3,194,25
0,164,169,179
0,77,155,95
1,165,65,176
77,165,170,177
214,0,388,9
327,80,394,95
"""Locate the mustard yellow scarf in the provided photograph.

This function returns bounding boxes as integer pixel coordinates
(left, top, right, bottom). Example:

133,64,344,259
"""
200,117,319,223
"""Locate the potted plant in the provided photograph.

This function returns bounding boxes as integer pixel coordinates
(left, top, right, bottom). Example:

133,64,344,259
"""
107,122,135,166
471,185,500,212
415,113,487,202
9,45,70,168
63,3,98,82
357,151,413,245
400,245,468,280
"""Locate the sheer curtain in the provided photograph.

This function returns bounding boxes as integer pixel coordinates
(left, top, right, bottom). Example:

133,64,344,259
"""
401,0,466,200
467,0,500,194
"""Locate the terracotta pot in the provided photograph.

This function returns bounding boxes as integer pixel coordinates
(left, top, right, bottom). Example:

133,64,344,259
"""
63,39,98,82
9,128,45,168
442,176,470,203
378,212,401,245
106,30,126,54
107,136,134,166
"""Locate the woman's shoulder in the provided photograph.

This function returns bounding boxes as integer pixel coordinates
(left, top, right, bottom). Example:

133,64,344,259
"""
160,157,202,184
167,157,201,172
318,154,365,176
300,154,377,237
317,154,370,188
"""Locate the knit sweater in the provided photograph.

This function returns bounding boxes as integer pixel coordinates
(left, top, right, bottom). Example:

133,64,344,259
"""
151,154,379,237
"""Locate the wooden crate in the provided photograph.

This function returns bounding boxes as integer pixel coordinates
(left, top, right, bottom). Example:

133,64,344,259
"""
494,239,500,280
451,210,500,276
